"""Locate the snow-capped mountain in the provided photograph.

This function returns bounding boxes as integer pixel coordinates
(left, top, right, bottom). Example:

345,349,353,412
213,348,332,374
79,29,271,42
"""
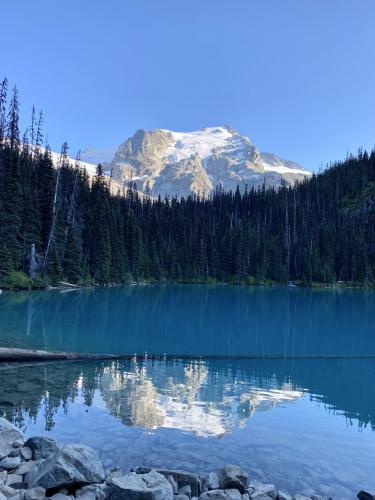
98,126,311,198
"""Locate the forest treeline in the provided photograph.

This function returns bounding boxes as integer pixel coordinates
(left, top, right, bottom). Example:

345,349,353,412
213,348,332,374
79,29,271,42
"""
1,79,375,288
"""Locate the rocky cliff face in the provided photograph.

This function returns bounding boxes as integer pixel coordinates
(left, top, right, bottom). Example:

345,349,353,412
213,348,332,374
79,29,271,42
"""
92,126,311,198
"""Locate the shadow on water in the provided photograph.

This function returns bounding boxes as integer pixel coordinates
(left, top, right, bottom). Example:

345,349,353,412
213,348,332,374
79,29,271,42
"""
0,284,375,356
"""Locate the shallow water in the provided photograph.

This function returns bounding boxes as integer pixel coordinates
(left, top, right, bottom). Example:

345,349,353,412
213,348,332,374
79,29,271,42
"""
1,285,375,498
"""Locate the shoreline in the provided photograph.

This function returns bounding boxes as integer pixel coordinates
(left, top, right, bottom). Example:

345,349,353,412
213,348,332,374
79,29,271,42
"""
0,418,369,500
0,279,374,294
2,347,375,363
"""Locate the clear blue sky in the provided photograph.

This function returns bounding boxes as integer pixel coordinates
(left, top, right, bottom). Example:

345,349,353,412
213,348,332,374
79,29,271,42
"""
2,0,375,170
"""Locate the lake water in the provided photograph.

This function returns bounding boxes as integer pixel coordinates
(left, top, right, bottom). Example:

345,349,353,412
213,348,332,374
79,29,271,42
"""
0,285,375,498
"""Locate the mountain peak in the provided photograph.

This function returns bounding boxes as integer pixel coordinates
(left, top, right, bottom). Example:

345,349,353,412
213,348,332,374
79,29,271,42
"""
79,127,311,198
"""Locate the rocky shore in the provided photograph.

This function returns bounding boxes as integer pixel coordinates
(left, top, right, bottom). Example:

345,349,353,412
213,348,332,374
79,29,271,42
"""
0,418,371,500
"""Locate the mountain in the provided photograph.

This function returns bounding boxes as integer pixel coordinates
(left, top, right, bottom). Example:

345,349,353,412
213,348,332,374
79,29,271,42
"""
96,126,311,198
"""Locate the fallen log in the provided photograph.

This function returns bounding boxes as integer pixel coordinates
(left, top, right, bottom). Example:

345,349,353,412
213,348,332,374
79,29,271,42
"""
0,347,118,361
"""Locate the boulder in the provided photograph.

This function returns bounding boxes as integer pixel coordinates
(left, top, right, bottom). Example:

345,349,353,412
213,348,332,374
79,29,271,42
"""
0,485,19,498
4,476,22,490
15,461,35,476
20,448,32,462
135,468,201,497
76,484,109,500
248,480,277,499
108,470,173,500
0,457,21,471
23,437,59,461
25,444,104,491
358,494,375,500
202,473,219,492
0,421,24,461
199,489,242,500
179,485,191,499
50,494,71,500
218,466,248,494
166,476,178,495
277,491,292,500
23,486,46,500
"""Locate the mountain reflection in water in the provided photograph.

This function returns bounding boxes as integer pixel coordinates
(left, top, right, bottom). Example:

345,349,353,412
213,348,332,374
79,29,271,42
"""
2,358,375,499
0,357,374,435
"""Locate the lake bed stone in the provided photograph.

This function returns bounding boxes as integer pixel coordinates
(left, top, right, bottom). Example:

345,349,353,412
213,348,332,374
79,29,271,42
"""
20,448,32,462
179,485,191,499
203,473,219,492
0,420,23,461
23,486,46,500
108,470,174,500
199,489,242,500
25,444,104,491
23,437,59,462
0,457,21,471
218,466,248,494
135,468,201,497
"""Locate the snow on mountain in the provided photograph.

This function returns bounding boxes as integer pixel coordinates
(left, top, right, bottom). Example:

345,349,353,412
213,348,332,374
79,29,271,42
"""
106,126,311,198
48,126,311,199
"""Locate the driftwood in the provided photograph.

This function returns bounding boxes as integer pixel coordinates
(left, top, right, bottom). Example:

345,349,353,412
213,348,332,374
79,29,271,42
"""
0,347,118,361
0,347,374,363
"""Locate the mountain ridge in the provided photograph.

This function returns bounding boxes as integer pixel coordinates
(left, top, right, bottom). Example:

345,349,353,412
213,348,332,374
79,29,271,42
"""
80,126,311,198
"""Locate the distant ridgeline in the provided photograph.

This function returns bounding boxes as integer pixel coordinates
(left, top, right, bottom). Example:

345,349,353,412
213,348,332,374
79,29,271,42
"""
0,79,375,287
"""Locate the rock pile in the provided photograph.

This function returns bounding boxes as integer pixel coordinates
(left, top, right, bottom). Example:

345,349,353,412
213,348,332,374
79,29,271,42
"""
0,418,371,500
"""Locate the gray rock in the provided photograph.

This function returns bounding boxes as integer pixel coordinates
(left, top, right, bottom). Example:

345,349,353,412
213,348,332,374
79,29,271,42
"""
358,494,375,500
0,420,24,461
248,480,277,499
76,484,108,500
0,485,18,498
25,444,104,491
0,457,21,471
311,496,333,500
294,496,311,500
4,476,22,489
241,495,250,500
179,485,191,499
0,493,6,500
218,466,248,494
135,468,201,497
166,476,178,495
277,491,292,500
50,494,71,500
0,473,7,487
23,437,59,462
108,470,173,500
199,489,242,500
11,444,22,451
20,448,32,462
15,461,35,476
23,486,46,500
6,493,22,500
7,452,19,460
174,496,189,500
202,474,219,492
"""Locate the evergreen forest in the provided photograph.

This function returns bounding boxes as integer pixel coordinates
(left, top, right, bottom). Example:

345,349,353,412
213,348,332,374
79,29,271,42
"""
1,79,375,288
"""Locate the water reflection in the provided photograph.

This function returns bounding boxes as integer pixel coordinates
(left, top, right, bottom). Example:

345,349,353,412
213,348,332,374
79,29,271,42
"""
0,285,375,356
2,358,375,499
1,358,374,434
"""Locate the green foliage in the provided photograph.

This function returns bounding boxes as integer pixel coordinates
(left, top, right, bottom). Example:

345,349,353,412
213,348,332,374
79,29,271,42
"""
7,270,31,289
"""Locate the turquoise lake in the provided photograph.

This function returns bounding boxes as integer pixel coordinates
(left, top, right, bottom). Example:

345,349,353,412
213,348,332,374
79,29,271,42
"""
1,285,375,498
